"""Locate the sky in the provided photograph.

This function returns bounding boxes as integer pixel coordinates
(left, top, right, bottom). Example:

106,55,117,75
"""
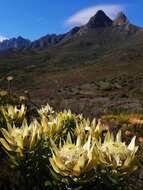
0,0,143,41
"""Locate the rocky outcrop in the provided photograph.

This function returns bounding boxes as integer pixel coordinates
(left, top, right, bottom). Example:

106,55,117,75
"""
113,12,129,26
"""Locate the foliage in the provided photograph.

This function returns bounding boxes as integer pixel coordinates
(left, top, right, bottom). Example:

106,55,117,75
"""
0,97,140,190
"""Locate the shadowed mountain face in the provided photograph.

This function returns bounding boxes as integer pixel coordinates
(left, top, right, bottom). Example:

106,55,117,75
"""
86,10,113,28
30,34,66,49
0,10,143,114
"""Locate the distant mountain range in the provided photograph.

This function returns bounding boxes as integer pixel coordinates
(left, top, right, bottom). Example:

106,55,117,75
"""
0,36,30,50
1,10,143,113
0,10,141,51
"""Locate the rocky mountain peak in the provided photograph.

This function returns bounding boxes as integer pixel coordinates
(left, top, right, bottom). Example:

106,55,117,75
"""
17,36,25,40
113,12,129,26
86,10,113,28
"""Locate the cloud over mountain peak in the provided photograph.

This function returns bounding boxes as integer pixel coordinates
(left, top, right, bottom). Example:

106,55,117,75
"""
65,4,125,26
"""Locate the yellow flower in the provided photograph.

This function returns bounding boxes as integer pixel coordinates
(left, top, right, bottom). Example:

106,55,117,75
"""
49,134,98,177
97,130,138,170
40,116,59,139
0,119,41,157
38,104,54,117
40,109,77,140
1,104,27,123
75,118,102,142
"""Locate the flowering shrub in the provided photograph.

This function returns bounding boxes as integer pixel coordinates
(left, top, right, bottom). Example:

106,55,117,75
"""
0,102,139,190
49,134,98,177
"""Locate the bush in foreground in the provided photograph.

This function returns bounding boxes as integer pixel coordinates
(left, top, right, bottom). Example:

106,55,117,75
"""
0,100,139,190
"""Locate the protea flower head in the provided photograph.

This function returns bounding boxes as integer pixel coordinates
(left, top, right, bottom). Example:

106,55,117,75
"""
38,104,54,117
75,118,102,142
0,119,41,157
57,109,76,126
97,130,138,172
40,109,77,141
49,133,98,178
1,104,27,123
40,116,59,139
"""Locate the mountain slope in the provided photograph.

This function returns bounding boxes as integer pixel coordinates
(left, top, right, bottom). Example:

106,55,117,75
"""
0,10,142,73
0,10,143,113
0,10,141,51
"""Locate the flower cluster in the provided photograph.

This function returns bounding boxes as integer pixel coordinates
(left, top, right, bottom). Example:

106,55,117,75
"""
0,103,139,189
1,104,26,123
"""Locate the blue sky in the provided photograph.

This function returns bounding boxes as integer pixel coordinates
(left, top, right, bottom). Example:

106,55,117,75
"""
0,0,143,41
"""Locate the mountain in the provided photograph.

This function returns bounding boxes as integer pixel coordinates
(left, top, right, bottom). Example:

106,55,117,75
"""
0,10,140,51
0,10,143,114
30,34,66,49
0,36,31,50
86,10,113,28
0,29,81,51
113,11,129,26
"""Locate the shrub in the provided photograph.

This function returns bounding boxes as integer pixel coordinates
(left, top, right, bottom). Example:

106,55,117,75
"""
0,101,139,190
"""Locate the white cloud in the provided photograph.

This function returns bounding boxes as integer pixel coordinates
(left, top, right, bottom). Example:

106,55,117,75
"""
0,35,8,42
65,4,125,26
